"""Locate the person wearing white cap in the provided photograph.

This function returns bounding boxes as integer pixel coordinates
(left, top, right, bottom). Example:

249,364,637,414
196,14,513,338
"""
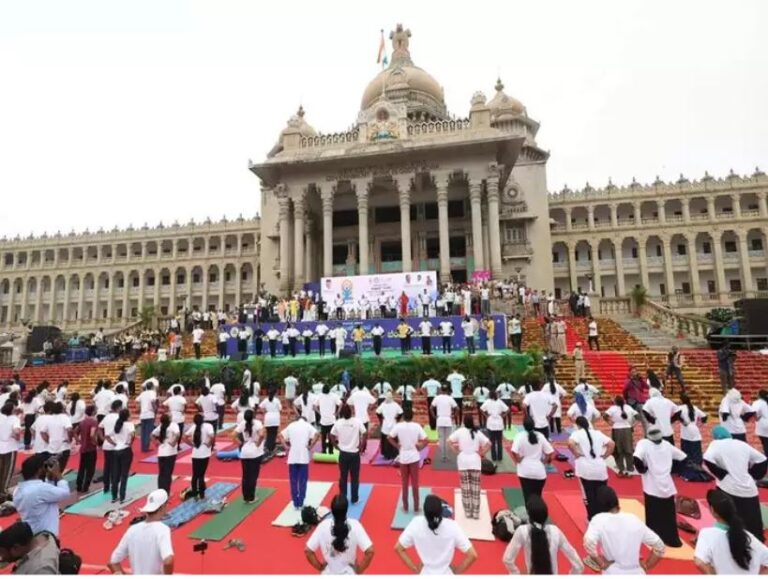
108,489,174,575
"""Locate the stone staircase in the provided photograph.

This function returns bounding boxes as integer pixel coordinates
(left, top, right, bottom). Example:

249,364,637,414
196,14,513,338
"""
615,316,706,350
568,317,647,352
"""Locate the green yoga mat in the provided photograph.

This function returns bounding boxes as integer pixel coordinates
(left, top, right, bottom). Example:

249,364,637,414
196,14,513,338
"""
495,452,517,474
503,426,520,441
502,487,525,510
761,504,768,529
65,474,156,516
313,450,340,464
271,481,333,527
431,449,458,471
424,427,439,442
391,487,432,529
189,488,275,541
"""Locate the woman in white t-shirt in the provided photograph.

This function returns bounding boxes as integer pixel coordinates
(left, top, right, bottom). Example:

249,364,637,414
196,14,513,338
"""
106,408,136,503
294,389,318,425
0,402,21,497
750,389,768,457
232,391,258,424
68,393,86,432
719,388,753,442
305,494,375,575
566,393,601,427
389,408,428,513
39,402,73,470
151,415,180,495
503,494,583,574
567,415,614,521
480,391,508,462
235,410,265,503
377,393,403,460
510,417,555,505
315,386,341,455
430,386,458,463
604,395,638,477
21,391,38,450
545,381,568,435
694,488,768,575
113,383,129,412
258,389,282,455
678,393,708,465
195,386,219,436
396,494,478,574
184,414,214,500
448,415,491,520
163,386,187,450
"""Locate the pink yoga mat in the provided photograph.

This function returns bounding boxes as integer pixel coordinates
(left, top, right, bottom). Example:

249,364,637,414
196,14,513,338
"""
360,440,380,464
555,492,590,533
679,499,716,531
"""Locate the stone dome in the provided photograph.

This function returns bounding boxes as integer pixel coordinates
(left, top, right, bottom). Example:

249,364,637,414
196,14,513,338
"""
487,78,526,119
360,24,447,120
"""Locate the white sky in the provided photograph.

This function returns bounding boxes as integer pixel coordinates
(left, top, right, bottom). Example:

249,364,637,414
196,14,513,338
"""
1,0,766,237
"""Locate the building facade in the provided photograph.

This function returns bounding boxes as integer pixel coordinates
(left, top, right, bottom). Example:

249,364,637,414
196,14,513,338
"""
0,218,260,330
549,169,768,309
250,25,553,295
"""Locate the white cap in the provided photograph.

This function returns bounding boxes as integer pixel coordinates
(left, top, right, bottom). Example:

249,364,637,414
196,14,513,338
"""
139,489,169,513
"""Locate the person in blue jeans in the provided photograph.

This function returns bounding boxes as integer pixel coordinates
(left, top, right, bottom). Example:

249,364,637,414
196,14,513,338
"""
279,417,319,511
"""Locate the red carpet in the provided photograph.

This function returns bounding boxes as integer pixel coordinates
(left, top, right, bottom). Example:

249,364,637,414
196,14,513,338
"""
584,351,631,396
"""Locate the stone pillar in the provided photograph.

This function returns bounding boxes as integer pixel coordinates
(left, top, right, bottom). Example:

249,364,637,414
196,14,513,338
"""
153,271,160,314
638,236,650,290
293,192,306,288
218,268,225,311
661,235,675,296
436,176,451,283
758,192,768,219
235,266,242,309
711,231,727,297
305,217,314,282
185,269,193,313
469,179,485,271
565,207,572,231
614,238,626,296
356,183,370,275
568,243,578,291
708,197,717,222
321,187,334,278
687,234,701,302
169,271,177,316
682,198,691,223
486,172,503,279
591,241,602,296
20,279,29,320
201,268,208,312
738,232,754,292
396,176,413,272
35,279,44,322
91,276,99,321
278,191,291,292
107,277,115,322
121,273,129,320
587,206,595,230
658,202,666,224
731,194,742,219
633,201,642,226
62,277,71,323
610,204,618,228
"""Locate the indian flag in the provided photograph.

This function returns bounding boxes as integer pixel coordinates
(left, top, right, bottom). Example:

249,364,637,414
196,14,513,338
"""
376,29,387,67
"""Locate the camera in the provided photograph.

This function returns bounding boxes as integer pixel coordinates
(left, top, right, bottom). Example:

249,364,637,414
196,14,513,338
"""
193,541,208,553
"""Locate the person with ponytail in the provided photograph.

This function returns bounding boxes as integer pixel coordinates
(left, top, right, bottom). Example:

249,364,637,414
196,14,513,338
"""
232,390,258,424
480,390,508,462
566,391,600,427
195,386,219,437
20,391,38,449
163,385,187,450
677,393,707,465
151,414,179,494
68,392,85,433
396,494,477,574
694,488,768,574
544,376,567,436
750,389,768,456
568,415,614,520
0,402,21,498
503,494,583,574
305,494,375,574
258,387,282,454
294,387,318,425
604,395,638,477
510,416,555,505
448,415,490,520
105,407,135,503
99,399,123,497
183,413,214,500
235,409,265,503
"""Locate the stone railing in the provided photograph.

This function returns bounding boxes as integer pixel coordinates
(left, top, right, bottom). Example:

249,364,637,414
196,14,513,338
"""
300,131,360,148
640,300,713,340
406,118,471,136
599,297,632,316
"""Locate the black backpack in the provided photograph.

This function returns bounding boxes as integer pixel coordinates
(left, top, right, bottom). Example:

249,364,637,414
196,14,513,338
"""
491,510,516,542
481,458,497,475
59,548,82,575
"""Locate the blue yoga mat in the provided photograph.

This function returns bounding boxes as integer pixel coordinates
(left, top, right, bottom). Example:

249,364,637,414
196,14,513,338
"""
391,487,432,530
346,484,373,520
163,482,238,528
217,449,240,460
65,475,156,515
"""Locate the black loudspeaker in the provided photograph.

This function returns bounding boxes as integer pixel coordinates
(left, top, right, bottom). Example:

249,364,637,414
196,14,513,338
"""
338,348,357,359
229,352,247,362
735,299,768,335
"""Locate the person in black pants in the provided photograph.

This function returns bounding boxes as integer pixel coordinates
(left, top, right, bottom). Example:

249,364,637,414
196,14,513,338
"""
238,410,265,503
108,409,134,503
371,323,384,357
331,404,365,504
253,325,264,357
152,415,179,495
21,392,36,449
286,323,297,357
184,414,212,500
76,406,98,493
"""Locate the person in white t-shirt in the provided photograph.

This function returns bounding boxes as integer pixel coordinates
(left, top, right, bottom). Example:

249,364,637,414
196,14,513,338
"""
583,485,665,574
195,386,219,439
305,494,375,574
678,393,707,466
568,415,614,521
461,316,476,355
642,388,680,444
508,314,523,353
0,403,21,497
448,416,490,520
151,415,179,495
543,380,567,435
472,384,490,428
396,383,417,413
235,410,265,503
495,381,515,431
633,429,687,547
704,427,767,542
315,386,342,455
418,318,433,356
283,374,299,402
523,381,557,441
279,418,320,510
752,390,768,457
346,386,375,431
258,390,282,454
104,408,135,503
294,390,318,425
511,417,555,505
136,381,158,453
330,405,366,504
480,391,508,462
163,386,187,451
694,488,768,575
183,414,214,500
334,324,348,358
604,395,638,477
376,393,403,460
719,388,753,442
396,494,477,575
109,489,174,575
389,408,427,512
446,369,466,423
421,376,441,431
430,386,458,462
40,402,73,471
192,325,205,359
93,384,115,423
567,393,601,427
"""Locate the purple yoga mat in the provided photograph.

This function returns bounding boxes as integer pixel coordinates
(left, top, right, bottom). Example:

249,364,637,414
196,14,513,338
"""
372,446,430,467
360,440,380,464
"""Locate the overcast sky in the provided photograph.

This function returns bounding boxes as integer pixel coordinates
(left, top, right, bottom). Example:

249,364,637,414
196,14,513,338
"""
1,0,766,238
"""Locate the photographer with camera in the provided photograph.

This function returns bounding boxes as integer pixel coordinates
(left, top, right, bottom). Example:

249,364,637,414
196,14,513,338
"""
13,454,71,537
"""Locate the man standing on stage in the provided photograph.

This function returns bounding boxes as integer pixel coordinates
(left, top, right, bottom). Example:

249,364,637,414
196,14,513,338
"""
419,289,432,317
302,326,314,356
444,285,455,316
483,316,496,353
439,318,454,354
371,322,385,357
358,295,370,320
461,316,476,355
266,325,280,358
334,294,344,321
397,318,411,355
378,292,388,318
509,314,522,353
316,321,329,357
217,327,229,359
334,324,348,358
253,324,264,357
419,317,433,356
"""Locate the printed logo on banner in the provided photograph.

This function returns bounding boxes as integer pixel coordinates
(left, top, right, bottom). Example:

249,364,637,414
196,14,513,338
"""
342,280,354,302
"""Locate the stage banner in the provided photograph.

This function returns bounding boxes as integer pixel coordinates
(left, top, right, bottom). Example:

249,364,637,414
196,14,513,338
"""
320,271,439,306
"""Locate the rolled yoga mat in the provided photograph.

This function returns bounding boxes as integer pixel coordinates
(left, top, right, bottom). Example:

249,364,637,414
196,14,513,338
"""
313,450,340,464
189,488,276,541
65,474,156,516
391,487,432,530
453,489,495,541
271,481,333,527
